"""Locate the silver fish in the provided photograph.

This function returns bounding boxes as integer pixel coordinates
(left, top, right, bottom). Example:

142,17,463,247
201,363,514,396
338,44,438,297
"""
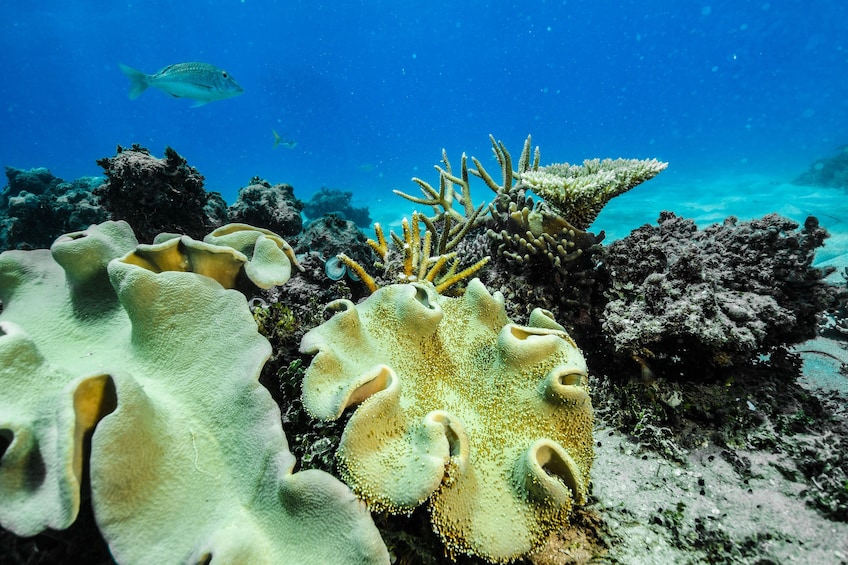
119,62,243,107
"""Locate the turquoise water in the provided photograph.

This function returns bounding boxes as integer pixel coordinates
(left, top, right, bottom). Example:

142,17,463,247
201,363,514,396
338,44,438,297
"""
2,2,847,230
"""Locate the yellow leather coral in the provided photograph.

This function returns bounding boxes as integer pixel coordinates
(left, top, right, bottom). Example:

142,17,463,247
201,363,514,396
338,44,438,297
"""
122,222,301,289
0,220,388,564
300,278,594,563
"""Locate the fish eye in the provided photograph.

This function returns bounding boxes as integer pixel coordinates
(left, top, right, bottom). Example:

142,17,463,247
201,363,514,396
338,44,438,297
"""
222,71,228,78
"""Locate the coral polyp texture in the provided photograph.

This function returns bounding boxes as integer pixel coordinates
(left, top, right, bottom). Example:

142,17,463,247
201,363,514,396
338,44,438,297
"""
520,158,668,231
0,220,388,564
300,278,594,563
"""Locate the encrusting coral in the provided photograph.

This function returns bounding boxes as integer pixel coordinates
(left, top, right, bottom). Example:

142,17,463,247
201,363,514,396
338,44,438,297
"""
300,278,594,563
0,220,389,564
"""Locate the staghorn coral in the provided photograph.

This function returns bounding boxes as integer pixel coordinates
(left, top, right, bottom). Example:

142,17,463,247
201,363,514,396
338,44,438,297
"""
394,148,490,255
520,158,668,231
0,220,388,564
94,144,227,243
300,279,594,563
337,212,489,295
601,212,838,375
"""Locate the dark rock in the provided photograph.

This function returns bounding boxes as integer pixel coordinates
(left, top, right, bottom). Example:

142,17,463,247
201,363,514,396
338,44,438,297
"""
0,167,108,250
599,212,839,379
227,177,303,237
3,166,62,200
293,212,372,273
303,187,371,228
94,144,224,242
794,145,848,189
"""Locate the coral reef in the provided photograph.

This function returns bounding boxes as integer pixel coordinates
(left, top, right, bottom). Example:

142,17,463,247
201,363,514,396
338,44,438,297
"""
0,167,107,250
391,136,615,347
0,221,388,564
227,177,304,236
2,166,62,199
303,187,372,228
6,132,847,564
94,145,227,243
601,212,838,376
794,144,848,189
300,279,594,563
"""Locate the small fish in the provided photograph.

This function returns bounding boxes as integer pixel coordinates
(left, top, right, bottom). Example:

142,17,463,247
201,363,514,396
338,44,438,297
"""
119,62,243,107
272,129,298,149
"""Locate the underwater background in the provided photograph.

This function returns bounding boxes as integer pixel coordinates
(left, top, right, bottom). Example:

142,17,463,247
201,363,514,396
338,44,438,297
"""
4,3,848,564
3,1,847,242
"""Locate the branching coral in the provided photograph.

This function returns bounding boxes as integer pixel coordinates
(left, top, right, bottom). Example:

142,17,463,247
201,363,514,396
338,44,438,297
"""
0,220,388,564
300,279,594,563
337,212,489,295
394,135,663,280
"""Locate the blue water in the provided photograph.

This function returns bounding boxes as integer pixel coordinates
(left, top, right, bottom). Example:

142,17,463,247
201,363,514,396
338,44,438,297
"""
2,1,847,216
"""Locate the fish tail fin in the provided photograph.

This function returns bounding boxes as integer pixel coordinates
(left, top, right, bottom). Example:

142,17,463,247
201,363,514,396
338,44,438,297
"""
119,64,150,100
272,129,281,148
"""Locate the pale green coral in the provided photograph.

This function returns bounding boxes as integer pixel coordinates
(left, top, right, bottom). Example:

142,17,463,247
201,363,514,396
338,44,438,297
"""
521,158,668,230
0,220,388,564
300,279,594,563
